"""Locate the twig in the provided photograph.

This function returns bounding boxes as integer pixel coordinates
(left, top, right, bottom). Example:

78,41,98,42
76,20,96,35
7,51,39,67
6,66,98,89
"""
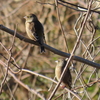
0,26,17,93
58,0,100,14
55,0,69,52
0,60,46,100
1,0,30,20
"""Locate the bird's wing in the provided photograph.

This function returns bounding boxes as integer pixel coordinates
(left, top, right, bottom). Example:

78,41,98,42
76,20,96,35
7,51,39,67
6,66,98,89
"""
62,61,72,89
62,68,72,89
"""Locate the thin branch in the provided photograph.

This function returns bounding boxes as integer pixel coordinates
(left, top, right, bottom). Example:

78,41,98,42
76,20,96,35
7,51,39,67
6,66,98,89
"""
37,0,100,14
1,0,30,20
0,60,45,100
55,0,69,52
58,0,100,14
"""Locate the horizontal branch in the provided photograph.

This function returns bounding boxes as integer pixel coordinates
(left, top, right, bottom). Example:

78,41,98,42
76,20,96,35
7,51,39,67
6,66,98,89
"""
0,24,100,69
58,0,100,14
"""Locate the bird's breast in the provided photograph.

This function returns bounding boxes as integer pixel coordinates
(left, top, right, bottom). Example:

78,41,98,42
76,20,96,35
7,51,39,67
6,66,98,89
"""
25,22,36,40
55,67,62,81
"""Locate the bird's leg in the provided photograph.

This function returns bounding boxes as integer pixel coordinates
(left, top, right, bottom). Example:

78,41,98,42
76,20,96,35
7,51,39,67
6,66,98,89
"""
61,83,66,89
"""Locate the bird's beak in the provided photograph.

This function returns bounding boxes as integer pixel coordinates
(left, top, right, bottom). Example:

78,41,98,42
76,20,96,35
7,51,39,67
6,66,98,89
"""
55,60,58,63
65,58,68,61
23,16,27,19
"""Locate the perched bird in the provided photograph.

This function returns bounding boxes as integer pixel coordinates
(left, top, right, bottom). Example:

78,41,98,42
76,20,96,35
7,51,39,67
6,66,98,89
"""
55,59,72,89
24,14,45,53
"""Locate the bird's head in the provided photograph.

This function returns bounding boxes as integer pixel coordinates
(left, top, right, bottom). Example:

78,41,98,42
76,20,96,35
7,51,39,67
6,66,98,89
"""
55,59,65,68
24,14,38,22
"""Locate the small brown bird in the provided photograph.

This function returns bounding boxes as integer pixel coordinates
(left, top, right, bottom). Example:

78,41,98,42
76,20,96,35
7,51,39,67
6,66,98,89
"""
55,59,72,89
24,14,45,53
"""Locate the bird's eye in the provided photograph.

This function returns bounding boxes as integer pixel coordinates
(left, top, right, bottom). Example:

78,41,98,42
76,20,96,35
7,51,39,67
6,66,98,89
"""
30,15,32,18
27,16,30,18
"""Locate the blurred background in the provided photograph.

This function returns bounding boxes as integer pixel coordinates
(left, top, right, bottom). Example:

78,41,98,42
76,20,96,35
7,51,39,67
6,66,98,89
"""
0,0,100,100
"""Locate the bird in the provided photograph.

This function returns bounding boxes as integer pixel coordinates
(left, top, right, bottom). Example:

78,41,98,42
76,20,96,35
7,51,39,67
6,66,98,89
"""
24,14,45,53
55,58,72,89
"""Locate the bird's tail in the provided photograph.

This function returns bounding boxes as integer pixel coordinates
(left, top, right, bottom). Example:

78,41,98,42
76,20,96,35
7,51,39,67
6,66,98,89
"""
40,45,45,53
38,39,45,53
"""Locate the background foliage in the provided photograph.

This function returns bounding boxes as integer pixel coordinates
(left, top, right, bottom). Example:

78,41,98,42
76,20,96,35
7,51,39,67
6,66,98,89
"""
0,0,100,100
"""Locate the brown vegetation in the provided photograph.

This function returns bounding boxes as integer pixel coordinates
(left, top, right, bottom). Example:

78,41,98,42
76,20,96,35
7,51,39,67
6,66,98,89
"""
0,0,100,100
